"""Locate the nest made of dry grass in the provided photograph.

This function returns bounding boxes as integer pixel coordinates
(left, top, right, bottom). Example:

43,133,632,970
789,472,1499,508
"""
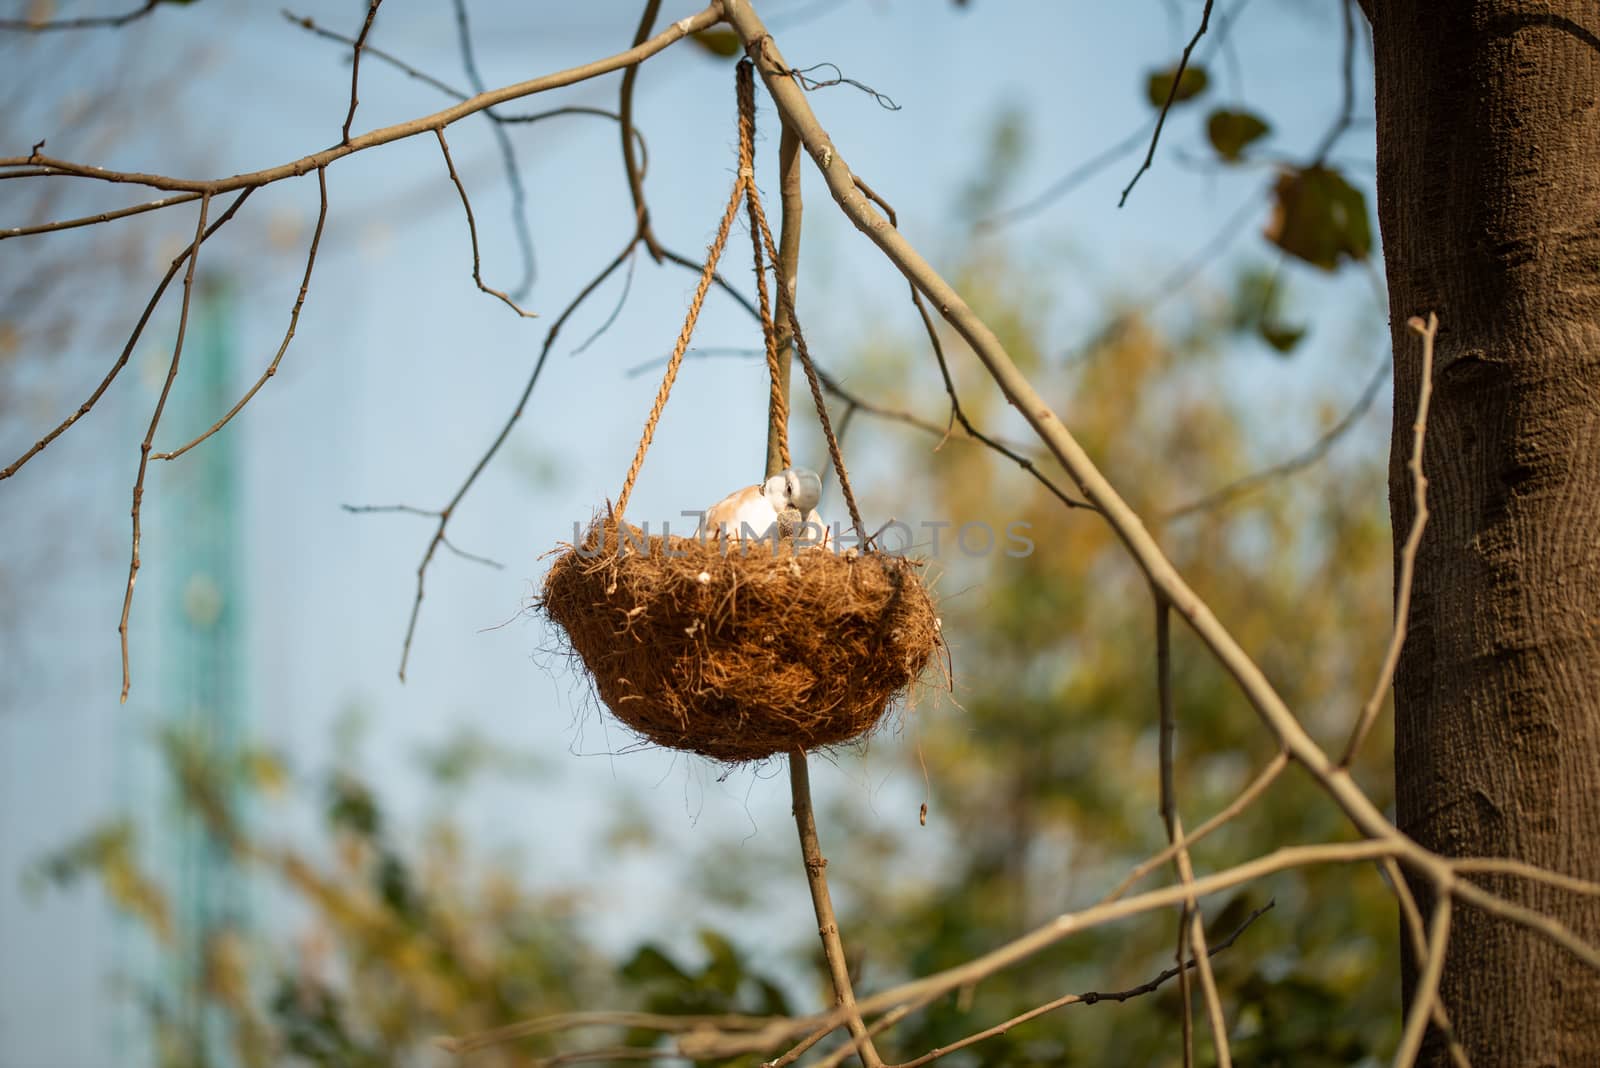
538,519,941,763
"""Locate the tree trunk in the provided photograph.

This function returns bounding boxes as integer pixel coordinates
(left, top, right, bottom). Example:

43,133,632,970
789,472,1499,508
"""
1373,3,1600,1063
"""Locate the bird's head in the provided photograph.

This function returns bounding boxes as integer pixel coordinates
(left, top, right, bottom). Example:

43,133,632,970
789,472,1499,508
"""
762,467,822,513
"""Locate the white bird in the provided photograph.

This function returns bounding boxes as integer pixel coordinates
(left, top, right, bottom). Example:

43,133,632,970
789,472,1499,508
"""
700,467,830,548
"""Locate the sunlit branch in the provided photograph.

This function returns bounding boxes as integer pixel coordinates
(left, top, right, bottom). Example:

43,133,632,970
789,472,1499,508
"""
1341,315,1434,765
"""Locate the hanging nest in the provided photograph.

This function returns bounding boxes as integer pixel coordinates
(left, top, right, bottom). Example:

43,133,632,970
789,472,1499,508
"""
539,519,941,763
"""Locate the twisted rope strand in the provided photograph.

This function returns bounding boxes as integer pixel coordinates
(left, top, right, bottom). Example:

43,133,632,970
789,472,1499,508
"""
754,210,867,541
737,60,792,474
614,173,749,518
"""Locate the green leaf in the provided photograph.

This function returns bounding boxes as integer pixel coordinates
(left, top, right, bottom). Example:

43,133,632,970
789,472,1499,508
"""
697,929,744,996
1260,320,1308,354
326,774,380,837
1206,109,1270,162
621,944,691,985
690,28,742,58
1264,165,1372,271
1145,63,1209,108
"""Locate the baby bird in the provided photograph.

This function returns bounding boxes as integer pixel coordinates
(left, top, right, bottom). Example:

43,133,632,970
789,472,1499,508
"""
701,467,829,548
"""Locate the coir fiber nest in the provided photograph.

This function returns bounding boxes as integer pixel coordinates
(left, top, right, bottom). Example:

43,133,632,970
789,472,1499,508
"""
538,519,941,763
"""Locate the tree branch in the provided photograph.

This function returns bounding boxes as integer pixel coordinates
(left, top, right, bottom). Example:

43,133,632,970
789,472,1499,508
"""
621,0,666,261
0,191,201,240
0,0,160,32
1341,314,1434,765
450,0,537,298
1119,0,1215,206
341,0,384,145
2,189,253,481
1162,349,1390,522
119,192,212,702
153,168,329,461
1,6,719,194
789,752,883,1067
435,127,538,317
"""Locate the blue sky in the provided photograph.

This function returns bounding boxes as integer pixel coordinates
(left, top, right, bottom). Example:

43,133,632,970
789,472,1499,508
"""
0,2,1384,1064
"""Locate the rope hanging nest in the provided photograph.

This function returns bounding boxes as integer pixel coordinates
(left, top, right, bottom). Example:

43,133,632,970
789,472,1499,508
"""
538,62,940,763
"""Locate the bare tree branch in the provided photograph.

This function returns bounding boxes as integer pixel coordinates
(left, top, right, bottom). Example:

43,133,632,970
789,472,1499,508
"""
0,0,161,32
119,192,211,703
2,189,253,481
153,168,329,461
0,191,201,240
1341,314,1434,765
1162,349,1390,522
1120,0,1216,206
1394,896,1452,1068
848,175,1095,512
435,128,538,318
621,0,665,261
0,6,720,194
340,0,384,145
392,236,640,680
1310,0,1358,166
450,0,536,298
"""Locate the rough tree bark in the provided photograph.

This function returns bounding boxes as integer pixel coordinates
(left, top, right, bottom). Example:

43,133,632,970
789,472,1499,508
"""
1373,2,1600,1063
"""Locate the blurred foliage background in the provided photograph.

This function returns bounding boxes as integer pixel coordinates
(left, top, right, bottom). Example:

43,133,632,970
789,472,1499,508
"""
35,231,1397,1066
10,4,1401,1065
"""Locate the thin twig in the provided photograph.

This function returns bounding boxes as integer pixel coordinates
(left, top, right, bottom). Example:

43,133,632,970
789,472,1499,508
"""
1156,597,1230,1067
393,237,640,680
570,246,639,356
0,0,160,31
341,0,383,145
451,0,536,298
1156,599,1198,1068
1393,895,1452,1068
620,0,665,261
0,7,720,193
767,840,1400,1047
154,168,329,461
882,903,1274,1068
439,537,504,570
1310,0,1357,166
1449,878,1600,971
1101,750,1289,904
849,175,1095,512
1163,351,1390,521
2,189,254,481
434,127,538,318
444,1010,801,1057
286,8,458,98
341,502,441,518
283,7,647,152
0,191,202,240
120,193,211,703
1341,314,1434,765
979,119,1154,231
1382,858,1470,1068
1120,0,1216,206
1450,857,1600,898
